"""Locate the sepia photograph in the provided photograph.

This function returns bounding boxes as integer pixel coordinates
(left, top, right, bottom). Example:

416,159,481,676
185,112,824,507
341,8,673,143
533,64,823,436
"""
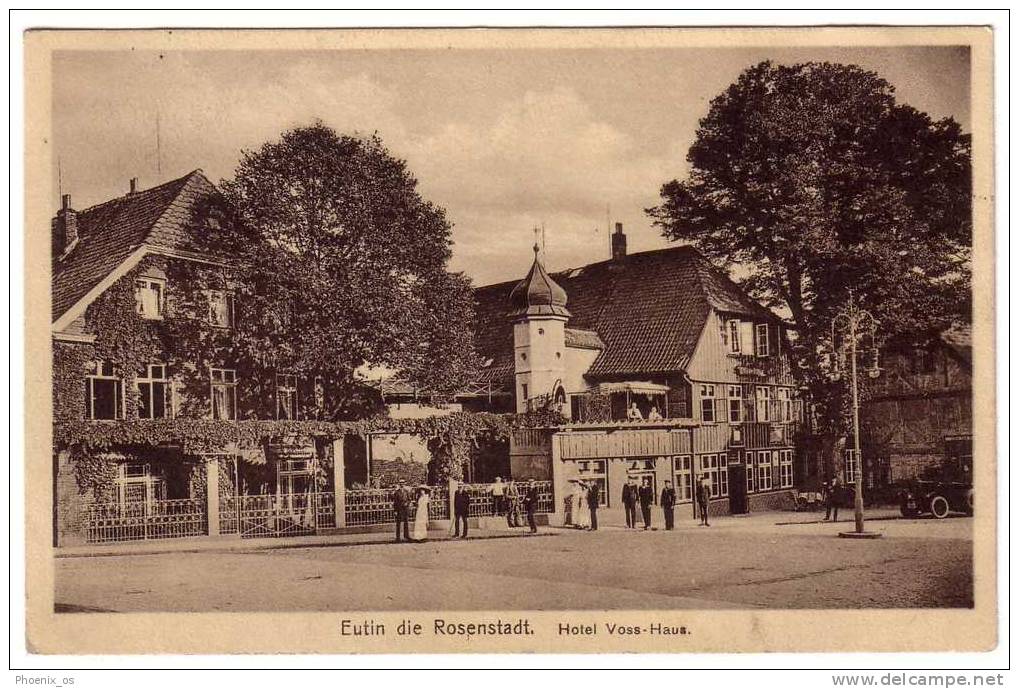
20,22,997,657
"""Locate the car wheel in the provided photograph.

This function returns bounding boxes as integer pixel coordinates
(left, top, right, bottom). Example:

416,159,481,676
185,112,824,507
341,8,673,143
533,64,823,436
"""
929,495,951,519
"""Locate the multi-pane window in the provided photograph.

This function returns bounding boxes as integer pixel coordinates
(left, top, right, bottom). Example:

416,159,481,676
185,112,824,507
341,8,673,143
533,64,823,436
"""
727,385,742,422
208,290,236,329
134,277,165,319
115,463,166,510
779,449,794,488
758,451,774,491
776,388,793,422
727,319,741,353
86,360,122,419
210,368,237,420
700,454,728,498
576,460,608,506
700,384,717,423
755,323,770,357
755,386,771,422
745,451,756,493
137,364,171,419
276,373,298,420
673,454,693,503
844,448,860,483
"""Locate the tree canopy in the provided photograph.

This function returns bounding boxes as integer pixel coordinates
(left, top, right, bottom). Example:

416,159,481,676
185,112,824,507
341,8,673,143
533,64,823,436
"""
212,123,479,407
647,61,971,434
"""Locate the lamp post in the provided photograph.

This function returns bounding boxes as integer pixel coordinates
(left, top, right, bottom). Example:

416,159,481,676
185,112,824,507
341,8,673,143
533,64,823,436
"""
829,290,883,539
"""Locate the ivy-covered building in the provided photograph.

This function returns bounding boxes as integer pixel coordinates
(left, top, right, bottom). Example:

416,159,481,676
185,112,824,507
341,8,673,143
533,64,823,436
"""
463,223,806,520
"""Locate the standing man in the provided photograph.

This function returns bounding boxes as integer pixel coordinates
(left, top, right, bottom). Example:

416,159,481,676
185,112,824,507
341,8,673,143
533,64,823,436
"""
621,478,639,529
696,474,712,527
453,483,471,539
586,480,600,531
825,475,842,523
638,477,654,530
661,480,677,531
392,480,411,542
523,479,539,533
491,476,506,516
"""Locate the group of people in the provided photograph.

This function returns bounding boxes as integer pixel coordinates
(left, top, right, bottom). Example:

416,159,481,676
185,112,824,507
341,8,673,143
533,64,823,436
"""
391,477,542,543
822,475,848,523
569,474,715,531
625,402,664,421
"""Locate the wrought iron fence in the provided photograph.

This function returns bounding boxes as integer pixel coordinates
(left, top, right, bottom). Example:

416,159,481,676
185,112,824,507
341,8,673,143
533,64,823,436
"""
219,492,335,538
82,497,207,543
460,481,554,517
344,486,450,527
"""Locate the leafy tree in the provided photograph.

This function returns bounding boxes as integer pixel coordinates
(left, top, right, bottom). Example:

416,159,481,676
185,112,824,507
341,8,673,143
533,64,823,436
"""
647,61,971,446
207,123,478,413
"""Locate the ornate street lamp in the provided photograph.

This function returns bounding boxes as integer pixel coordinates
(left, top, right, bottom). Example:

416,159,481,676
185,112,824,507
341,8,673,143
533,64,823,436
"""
828,290,883,539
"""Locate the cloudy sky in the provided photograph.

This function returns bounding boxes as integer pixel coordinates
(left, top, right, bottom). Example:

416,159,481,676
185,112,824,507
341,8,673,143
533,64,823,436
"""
52,44,969,286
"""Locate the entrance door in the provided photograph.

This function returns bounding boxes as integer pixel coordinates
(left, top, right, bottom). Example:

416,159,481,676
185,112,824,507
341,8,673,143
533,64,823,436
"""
728,457,748,514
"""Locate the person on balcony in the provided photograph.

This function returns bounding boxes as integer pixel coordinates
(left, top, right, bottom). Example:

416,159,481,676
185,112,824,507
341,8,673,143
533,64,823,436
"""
648,405,663,421
638,478,655,530
391,480,412,543
453,483,471,539
621,478,639,529
627,402,644,421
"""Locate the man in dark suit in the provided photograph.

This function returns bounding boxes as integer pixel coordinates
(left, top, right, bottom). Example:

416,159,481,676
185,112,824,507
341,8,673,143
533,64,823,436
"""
638,478,655,530
696,474,712,526
453,483,471,538
621,478,639,529
824,476,842,523
523,480,539,533
391,480,411,542
586,481,600,531
661,480,677,530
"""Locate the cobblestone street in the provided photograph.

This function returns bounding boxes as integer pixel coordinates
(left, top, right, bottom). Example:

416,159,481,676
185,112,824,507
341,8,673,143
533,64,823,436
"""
55,513,972,612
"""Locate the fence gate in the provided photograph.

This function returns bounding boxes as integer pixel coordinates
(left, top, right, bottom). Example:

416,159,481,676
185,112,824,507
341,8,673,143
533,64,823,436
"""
220,493,335,539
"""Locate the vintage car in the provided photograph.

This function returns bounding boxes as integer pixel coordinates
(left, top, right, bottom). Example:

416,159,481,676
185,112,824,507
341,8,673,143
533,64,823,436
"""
898,479,973,519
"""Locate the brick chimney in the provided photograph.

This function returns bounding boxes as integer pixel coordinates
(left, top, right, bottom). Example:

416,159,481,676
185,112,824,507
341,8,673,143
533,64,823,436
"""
52,194,78,256
129,177,139,194
611,222,627,261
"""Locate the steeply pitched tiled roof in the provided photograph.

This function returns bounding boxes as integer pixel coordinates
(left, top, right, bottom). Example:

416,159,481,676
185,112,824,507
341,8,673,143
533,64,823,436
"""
473,246,779,382
52,170,215,324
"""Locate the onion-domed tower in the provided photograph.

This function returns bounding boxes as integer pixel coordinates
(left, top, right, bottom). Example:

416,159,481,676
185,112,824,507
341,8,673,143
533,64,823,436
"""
508,244,571,413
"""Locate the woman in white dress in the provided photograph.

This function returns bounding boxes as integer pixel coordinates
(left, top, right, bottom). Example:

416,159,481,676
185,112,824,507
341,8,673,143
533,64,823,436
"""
574,481,590,529
411,487,430,542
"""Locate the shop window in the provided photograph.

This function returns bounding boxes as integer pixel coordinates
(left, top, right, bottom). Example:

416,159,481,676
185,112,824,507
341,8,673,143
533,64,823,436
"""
137,364,171,419
779,450,794,488
208,290,236,329
673,454,693,503
210,368,237,420
276,373,298,420
700,454,728,498
134,277,165,319
758,451,773,491
576,460,608,506
86,360,122,419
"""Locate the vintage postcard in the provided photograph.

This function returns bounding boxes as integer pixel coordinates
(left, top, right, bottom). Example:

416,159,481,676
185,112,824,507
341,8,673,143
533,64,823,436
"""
23,25,995,655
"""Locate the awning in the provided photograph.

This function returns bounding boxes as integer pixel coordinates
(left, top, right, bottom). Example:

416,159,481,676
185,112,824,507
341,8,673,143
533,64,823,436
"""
597,381,670,395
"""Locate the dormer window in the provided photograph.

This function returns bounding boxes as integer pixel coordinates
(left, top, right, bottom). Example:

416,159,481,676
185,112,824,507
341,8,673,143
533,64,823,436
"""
135,277,165,320
755,323,770,357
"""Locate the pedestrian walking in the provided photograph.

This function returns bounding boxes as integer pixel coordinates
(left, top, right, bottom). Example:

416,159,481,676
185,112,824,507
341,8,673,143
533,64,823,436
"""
638,477,654,530
523,479,539,533
621,478,639,529
453,483,471,539
391,480,411,542
661,480,677,530
696,474,711,526
586,480,600,531
824,476,841,523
